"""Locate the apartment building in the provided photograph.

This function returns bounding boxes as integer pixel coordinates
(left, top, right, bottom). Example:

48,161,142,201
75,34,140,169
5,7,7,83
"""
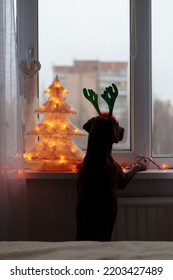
53,60,129,149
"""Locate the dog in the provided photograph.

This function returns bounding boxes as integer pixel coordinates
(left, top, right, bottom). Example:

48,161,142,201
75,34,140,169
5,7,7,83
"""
76,115,146,241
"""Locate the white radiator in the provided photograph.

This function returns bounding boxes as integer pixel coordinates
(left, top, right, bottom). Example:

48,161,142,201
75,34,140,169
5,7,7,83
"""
112,197,173,241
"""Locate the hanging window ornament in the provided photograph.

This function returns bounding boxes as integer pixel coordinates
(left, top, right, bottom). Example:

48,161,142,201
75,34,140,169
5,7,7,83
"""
18,47,41,84
18,59,41,80
18,48,41,152
18,59,41,93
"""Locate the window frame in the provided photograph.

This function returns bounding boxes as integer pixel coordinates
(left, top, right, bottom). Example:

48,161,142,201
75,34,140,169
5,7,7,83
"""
17,0,172,171
17,0,38,70
129,0,151,163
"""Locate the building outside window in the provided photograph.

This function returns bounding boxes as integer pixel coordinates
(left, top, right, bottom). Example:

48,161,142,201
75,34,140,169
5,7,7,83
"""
152,0,173,157
53,60,129,150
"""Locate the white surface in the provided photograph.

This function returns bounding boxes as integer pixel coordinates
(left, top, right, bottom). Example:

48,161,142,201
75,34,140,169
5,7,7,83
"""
25,170,173,180
0,241,173,260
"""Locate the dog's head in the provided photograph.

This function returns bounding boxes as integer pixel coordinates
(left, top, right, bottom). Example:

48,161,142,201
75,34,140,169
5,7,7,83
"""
82,84,125,144
83,115,124,144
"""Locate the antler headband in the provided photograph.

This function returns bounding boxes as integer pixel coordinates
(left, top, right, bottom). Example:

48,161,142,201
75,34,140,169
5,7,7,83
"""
83,83,118,117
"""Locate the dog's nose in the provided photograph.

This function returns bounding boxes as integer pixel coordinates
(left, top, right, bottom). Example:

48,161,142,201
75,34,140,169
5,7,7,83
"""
118,127,124,141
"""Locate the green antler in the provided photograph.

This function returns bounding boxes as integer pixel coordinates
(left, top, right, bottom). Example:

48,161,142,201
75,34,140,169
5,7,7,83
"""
83,88,100,114
101,83,118,115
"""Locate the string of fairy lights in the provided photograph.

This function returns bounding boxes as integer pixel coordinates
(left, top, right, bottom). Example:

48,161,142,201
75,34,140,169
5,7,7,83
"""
1,153,173,173
121,154,171,171
2,69,172,173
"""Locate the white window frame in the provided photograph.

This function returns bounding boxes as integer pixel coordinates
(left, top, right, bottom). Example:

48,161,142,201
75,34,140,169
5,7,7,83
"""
17,0,172,172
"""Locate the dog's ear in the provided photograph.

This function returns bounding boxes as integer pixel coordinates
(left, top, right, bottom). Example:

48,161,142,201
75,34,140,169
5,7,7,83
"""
83,117,96,133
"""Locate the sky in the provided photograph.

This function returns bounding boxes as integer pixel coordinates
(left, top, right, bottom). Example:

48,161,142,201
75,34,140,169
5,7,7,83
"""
38,0,129,90
38,0,173,103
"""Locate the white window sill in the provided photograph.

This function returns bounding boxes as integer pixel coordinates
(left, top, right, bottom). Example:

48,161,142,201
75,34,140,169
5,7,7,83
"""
25,170,173,180
134,169,173,179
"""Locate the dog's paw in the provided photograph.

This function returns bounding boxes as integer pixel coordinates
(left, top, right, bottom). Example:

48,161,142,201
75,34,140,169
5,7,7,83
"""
136,163,147,171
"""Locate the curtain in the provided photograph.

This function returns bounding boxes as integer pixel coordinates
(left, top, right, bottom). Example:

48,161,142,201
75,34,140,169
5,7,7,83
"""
0,0,28,240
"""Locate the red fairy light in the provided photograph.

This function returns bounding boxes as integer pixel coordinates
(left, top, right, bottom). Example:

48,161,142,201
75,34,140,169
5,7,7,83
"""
161,163,168,170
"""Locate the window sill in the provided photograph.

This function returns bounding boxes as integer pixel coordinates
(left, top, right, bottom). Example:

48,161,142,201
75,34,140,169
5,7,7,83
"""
134,169,173,179
25,170,77,179
25,169,173,180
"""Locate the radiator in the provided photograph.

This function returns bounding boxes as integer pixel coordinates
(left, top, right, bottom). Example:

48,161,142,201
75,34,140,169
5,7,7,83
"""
112,197,173,241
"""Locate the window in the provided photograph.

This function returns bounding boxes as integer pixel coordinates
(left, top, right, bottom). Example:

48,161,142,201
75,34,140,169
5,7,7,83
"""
152,0,173,157
38,0,130,151
17,0,173,170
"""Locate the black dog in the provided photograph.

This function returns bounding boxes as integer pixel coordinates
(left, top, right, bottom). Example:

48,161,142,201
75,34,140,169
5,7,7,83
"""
76,115,146,241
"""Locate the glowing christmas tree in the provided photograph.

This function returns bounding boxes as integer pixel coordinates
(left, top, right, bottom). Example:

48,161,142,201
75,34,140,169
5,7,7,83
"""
24,76,85,172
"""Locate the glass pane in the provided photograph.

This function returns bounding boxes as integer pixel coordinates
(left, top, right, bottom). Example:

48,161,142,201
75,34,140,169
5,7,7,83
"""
39,0,130,150
152,0,173,156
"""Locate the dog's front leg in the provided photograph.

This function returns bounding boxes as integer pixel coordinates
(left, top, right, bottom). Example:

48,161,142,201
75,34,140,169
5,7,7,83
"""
125,163,146,180
117,163,146,190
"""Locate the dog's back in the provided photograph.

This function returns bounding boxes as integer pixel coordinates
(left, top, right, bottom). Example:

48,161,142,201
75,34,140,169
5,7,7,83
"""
76,85,146,241
76,160,119,241
76,117,121,241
